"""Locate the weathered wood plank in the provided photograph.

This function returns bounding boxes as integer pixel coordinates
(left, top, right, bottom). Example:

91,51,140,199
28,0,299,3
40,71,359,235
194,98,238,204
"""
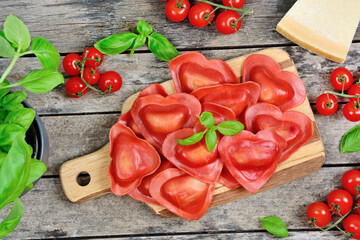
1,0,358,53
1,167,355,239
1,44,359,115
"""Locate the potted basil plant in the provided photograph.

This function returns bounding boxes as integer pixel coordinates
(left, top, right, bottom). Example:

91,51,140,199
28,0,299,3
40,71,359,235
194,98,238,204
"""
0,15,63,238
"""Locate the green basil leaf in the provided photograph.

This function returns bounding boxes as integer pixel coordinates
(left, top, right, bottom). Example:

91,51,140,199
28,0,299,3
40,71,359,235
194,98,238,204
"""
0,198,24,238
4,108,35,131
0,134,31,210
0,151,7,168
1,91,26,110
0,123,25,149
26,158,46,186
200,112,215,129
4,15,31,52
31,36,60,70
217,121,244,136
259,216,288,238
18,69,64,93
0,30,6,40
0,80,11,99
148,32,180,62
177,131,205,146
94,32,138,55
0,35,15,58
137,19,153,37
130,35,147,57
205,128,217,152
341,125,360,153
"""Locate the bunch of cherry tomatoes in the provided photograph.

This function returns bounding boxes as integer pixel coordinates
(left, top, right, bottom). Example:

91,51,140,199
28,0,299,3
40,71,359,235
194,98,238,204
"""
62,47,122,98
316,67,360,122
161,0,252,35
307,169,360,239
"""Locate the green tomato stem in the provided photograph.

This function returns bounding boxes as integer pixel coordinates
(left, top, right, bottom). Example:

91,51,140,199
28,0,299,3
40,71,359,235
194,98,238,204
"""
324,91,360,99
196,0,253,14
80,51,105,96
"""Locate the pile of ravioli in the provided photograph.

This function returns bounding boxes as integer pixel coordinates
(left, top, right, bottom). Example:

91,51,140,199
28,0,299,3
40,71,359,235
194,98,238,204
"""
108,52,313,220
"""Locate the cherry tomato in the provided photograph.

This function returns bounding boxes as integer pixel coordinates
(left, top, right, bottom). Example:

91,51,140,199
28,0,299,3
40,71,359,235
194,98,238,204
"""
99,71,122,93
348,83,360,102
327,189,353,215
342,170,360,195
216,10,242,35
82,47,104,68
188,3,215,28
343,100,360,122
306,202,331,227
344,214,360,239
330,67,353,91
65,77,88,98
222,0,245,8
316,93,338,116
82,67,100,85
62,53,82,76
165,0,190,22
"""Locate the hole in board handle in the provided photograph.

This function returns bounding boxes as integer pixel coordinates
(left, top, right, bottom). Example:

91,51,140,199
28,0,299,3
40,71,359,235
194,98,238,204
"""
77,171,91,186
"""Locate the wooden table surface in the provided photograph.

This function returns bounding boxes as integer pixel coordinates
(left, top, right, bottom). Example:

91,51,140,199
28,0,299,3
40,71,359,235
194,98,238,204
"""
1,0,359,239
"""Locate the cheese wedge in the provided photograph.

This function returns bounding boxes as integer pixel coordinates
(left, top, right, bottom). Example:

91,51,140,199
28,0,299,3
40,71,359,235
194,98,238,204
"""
277,0,360,63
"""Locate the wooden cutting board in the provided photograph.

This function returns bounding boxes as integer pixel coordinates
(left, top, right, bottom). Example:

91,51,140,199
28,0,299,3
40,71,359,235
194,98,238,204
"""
60,48,325,218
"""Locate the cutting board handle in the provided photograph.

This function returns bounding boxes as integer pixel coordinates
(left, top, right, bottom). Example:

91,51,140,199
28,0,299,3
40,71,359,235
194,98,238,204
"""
59,143,112,203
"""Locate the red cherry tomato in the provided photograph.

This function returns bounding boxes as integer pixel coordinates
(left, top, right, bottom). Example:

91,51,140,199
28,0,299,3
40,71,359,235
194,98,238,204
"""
65,77,88,98
82,47,104,68
216,10,242,35
306,202,331,227
342,169,360,195
99,71,122,93
348,83,360,102
316,93,338,116
344,214,360,239
327,189,353,215
83,67,100,85
188,3,215,28
222,0,245,8
165,0,190,22
343,100,360,122
330,67,353,91
62,53,82,76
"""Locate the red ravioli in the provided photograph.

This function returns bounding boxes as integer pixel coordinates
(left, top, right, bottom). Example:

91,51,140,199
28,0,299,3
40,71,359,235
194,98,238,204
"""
108,124,161,196
162,128,223,183
169,51,238,93
117,112,142,136
191,82,261,117
218,164,241,190
128,157,174,205
131,93,201,152
149,168,215,220
245,103,313,163
218,130,282,193
242,54,306,111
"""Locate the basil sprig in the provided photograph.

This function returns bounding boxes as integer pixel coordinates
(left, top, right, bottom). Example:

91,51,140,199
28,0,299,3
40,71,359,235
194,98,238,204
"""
341,124,360,153
95,19,179,62
177,112,244,152
258,216,288,238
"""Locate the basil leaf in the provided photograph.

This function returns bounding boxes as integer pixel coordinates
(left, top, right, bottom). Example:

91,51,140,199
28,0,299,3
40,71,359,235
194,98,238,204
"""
0,151,6,168
148,32,180,62
130,35,147,57
137,19,153,37
259,216,288,238
0,133,31,210
0,198,24,238
31,36,60,70
177,131,205,146
217,121,244,136
200,112,215,129
1,91,26,111
4,108,35,131
0,30,6,40
4,15,31,52
0,123,25,152
24,183,33,191
205,128,217,152
26,158,46,186
18,69,64,93
341,125,360,153
94,32,138,55
0,80,10,99
0,35,15,58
